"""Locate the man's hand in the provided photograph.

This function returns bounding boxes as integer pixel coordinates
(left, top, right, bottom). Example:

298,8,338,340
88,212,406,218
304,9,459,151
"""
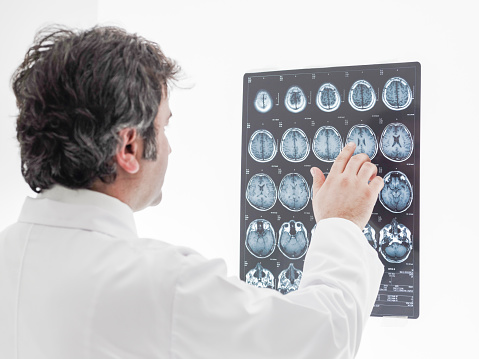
310,142,384,230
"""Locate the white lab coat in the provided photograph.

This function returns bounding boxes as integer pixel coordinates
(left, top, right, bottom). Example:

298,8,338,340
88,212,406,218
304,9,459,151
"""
0,186,383,359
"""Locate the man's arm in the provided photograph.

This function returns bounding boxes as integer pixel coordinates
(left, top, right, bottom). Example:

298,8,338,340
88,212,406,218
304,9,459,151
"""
167,143,384,358
169,217,382,359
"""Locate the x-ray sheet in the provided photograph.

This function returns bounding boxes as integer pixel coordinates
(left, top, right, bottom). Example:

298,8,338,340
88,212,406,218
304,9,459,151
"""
240,62,420,318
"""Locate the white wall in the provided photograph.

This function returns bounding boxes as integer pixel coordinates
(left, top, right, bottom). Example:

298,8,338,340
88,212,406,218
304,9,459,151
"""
1,0,478,357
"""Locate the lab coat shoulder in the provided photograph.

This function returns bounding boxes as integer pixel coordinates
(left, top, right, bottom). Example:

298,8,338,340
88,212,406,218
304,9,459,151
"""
82,236,204,358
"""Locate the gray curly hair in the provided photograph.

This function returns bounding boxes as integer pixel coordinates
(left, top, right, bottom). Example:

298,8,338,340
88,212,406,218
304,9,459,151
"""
12,25,180,193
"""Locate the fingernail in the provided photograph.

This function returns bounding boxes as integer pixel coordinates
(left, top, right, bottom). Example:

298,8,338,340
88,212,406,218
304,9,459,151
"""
310,168,315,177
347,141,355,147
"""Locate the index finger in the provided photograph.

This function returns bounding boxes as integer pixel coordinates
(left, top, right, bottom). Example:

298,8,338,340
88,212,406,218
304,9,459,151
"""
329,141,356,177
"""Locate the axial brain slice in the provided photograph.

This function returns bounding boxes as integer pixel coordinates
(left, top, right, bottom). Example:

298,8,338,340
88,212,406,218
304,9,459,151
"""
248,130,277,162
278,263,302,294
348,80,376,111
246,262,275,289
379,218,412,263
316,83,341,112
254,90,273,113
312,126,342,162
278,220,309,259
345,124,378,159
379,122,413,162
246,219,276,258
379,171,413,213
382,77,412,111
278,173,310,211
280,128,310,162
284,86,306,113
246,173,277,211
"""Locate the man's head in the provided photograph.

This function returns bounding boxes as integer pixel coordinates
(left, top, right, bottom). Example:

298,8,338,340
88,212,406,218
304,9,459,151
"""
12,25,180,207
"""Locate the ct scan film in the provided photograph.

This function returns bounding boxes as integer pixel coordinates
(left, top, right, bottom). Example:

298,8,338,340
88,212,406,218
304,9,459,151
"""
240,62,420,318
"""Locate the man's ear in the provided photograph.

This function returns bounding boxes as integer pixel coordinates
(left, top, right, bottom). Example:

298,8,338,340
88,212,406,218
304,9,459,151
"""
116,128,140,174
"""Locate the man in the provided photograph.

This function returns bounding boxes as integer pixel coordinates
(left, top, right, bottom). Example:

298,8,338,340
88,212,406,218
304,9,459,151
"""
0,26,384,359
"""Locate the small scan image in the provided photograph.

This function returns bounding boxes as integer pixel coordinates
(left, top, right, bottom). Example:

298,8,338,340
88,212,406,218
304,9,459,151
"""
280,128,310,162
382,77,413,111
248,129,277,162
345,124,378,160
363,223,378,250
316,83,341,112
312,126,343,162
379,218,412,263
277,263,303,294
246,173,277,211
246,219,276,258
254,89,273,113
284,86,307,113
379,122,414,162
278,173,310,211
278,220,309,259
379,171,413,213
246,262,275,289
348,79,376,111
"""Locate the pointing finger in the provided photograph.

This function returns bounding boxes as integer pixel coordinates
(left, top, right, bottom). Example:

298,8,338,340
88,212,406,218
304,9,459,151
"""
310,167,325,198
329,141,356,177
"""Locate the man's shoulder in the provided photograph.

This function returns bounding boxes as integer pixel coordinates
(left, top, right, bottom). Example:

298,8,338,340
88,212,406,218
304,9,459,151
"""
128,236,201,258
123,236,206,271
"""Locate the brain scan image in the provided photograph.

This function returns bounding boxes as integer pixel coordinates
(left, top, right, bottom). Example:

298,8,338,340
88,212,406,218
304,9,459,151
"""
379,122,414,162
345,124,378,160
248,130,277,162
278,263,302,294
312,126,343,162
245,219,276,258
316,83,341,112
382,77,413,111
284,86,307,113
254,90,273,113
280,128,310,162
363,223,378,250
278,173,310,211
246,262,275,289
246,173,277,211
379,171,413,213
348,80,376,111
379,218,412,263
278,220,309,259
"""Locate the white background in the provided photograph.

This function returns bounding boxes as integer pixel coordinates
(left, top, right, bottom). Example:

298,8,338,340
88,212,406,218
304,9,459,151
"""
1,0,478,357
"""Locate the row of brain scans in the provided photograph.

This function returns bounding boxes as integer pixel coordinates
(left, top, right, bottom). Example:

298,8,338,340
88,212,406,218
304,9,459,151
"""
249,123,414,164
254,77,412,113
246,218,413,265
247,170,413,213
246,219,310,259
246,262,302,294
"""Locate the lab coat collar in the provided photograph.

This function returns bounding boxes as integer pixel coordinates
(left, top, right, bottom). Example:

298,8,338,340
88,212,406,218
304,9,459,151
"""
18,185,138,239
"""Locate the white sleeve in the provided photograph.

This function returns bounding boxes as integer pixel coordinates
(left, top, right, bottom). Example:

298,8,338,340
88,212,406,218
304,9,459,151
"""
170,218,384,359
